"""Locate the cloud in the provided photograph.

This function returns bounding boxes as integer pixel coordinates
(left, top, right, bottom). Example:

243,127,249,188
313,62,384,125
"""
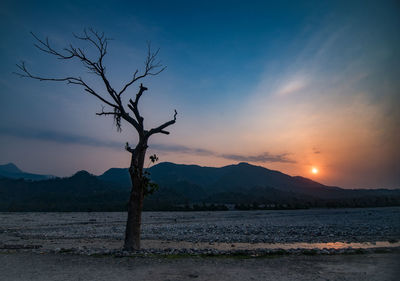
220,152,296,163
0,127,215,155
153,145,295,163
312,147,321,154
0,127,123,149
151,143,214,156
1,127,295,164
277,77,308,96
152,144,295,163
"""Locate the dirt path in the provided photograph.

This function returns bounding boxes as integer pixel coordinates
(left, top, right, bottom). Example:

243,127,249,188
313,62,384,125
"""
1,252,399,281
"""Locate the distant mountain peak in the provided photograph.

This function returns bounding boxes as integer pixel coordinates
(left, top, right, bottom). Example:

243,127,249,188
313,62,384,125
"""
0,163,52,181
237,162,252,166
0,163,22,174
72,170,93,178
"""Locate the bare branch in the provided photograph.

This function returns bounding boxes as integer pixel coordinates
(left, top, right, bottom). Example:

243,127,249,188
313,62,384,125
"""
30,32,74,59
127,102,144,126
15,61,119,110
119,111,142,134
30,31,119,100
73,28,106,54
96,110,118,116
16,31,125,111
16,29,174,139
147,110,177,137
134,83,148,105
118,42,166,97
126,83,148,128
125,142,135,154
96,105,118,116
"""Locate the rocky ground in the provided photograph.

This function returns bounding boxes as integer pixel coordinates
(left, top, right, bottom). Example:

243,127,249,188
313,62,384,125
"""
1,207,400,280
1,207,399,244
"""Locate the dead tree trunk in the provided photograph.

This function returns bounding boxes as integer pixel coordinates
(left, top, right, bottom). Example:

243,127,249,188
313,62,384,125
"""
124,144,147,250
122,85,177,251
16,29,177,251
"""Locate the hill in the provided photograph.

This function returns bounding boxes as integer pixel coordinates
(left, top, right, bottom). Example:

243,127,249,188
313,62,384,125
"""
101,162,377,199
0,170,128,211
0,163,52,181
0,162,399,211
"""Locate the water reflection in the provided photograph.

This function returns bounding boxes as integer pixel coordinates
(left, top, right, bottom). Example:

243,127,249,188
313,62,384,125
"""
146,240,400,251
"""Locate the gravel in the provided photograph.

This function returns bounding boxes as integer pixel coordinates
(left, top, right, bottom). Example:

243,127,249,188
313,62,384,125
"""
2,208,399,281
1,207,399,256
2,207,399,242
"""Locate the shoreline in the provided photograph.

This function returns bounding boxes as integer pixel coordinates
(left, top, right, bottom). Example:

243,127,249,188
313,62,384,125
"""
1,239,400,258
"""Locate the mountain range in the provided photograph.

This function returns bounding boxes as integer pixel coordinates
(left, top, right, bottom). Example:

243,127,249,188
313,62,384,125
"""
0,162,399,211
0,163,52,181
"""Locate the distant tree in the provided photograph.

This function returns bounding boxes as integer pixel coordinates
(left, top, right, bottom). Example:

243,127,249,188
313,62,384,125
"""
15,29,177,250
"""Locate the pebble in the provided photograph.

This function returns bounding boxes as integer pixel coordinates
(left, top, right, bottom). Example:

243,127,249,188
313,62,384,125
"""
2,208,399,257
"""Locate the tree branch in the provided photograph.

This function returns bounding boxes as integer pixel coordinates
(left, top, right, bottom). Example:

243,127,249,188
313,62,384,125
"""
96,105,118,116
28,31,121,105
120,111,142,135
134,83,148,105
126,83,148,128
147,110,177,137
15,61,118,109
16,29,173,138
118,42,166,97
125,142,135,154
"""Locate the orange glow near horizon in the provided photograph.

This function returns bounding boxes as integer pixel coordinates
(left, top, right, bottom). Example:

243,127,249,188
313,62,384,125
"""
311,167,318,174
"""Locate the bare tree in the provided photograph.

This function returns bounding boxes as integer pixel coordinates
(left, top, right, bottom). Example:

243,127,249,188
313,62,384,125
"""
15,29,177,250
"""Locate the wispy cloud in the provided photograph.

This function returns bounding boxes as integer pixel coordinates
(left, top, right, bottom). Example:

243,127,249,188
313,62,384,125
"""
0,127,123,148
220,152,296,163
0,127,294,164
312,147,321,154
277,77,308,96
151,143,214,156
152,144,295,163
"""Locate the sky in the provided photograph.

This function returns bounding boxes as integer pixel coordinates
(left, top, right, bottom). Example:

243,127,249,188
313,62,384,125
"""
0,0,399,189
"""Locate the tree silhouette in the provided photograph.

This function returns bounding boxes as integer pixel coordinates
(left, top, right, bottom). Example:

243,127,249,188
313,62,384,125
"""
15,28,177,250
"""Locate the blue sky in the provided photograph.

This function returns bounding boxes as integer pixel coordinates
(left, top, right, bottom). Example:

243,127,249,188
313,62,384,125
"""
0,0,399,188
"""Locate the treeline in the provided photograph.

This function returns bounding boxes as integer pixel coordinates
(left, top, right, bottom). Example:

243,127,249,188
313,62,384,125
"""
1,175,399,212
233,196,400,210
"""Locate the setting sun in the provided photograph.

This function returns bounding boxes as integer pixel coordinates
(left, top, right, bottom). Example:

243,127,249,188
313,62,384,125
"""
311,167,319,174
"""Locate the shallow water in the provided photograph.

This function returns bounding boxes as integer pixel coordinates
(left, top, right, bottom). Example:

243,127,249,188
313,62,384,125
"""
141,239,400,251
203,241,400,250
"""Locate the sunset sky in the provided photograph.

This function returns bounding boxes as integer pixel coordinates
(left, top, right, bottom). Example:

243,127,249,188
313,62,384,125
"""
0,0,399,189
